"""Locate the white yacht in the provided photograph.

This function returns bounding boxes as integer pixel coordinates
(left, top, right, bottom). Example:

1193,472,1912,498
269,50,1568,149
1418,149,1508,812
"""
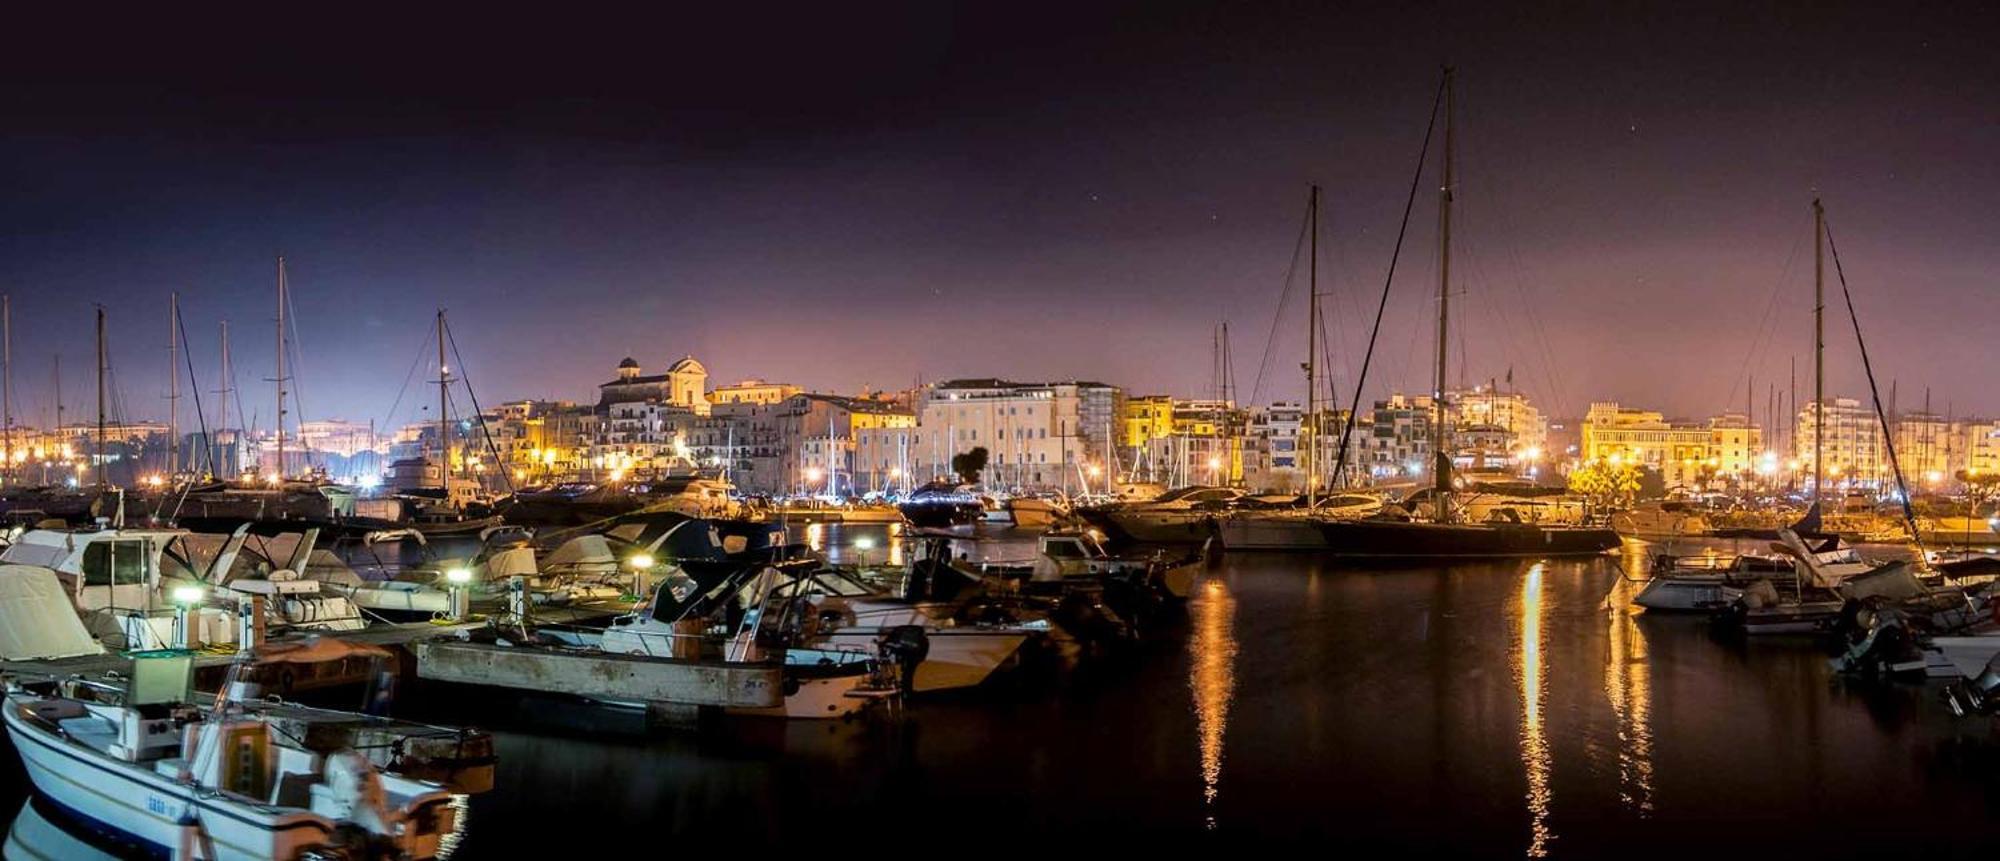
0,525,367,650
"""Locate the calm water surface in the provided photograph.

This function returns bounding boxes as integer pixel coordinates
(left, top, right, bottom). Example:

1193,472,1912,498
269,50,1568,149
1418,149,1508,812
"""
8,529,2000,858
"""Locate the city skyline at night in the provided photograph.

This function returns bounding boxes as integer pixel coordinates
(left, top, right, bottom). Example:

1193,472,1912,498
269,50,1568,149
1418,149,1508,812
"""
2,3,1994,431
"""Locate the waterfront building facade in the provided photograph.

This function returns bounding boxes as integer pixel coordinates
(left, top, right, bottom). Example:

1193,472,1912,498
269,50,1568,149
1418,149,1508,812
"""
921,379,1124,493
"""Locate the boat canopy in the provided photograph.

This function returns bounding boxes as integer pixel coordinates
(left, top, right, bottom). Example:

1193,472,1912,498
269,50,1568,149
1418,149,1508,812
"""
0,564,104,660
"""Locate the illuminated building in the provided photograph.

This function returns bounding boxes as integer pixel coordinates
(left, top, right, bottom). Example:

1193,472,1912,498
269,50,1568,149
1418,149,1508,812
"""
919,379,1124,492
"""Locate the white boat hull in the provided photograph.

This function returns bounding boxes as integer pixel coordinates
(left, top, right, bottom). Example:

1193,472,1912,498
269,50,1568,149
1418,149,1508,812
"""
1928,635,2000,678
728,673,874,720
1632,577,1740,613
821,629,1027,692
5,705,335,861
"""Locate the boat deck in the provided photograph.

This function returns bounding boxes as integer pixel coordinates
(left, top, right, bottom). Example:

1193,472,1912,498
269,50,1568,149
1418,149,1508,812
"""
0,620,484,680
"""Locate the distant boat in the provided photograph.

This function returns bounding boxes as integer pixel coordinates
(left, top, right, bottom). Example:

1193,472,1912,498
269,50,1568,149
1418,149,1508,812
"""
896,481,983,529
1240,69,1619,559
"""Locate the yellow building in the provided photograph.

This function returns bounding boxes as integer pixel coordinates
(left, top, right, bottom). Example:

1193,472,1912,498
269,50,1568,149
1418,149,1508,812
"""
710,378,802,406
1122,396,1175,449
1580,402,1713,489
1120,396,1244,485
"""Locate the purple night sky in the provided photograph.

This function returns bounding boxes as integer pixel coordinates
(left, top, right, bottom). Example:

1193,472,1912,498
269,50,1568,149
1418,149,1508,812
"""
2,2,1994,432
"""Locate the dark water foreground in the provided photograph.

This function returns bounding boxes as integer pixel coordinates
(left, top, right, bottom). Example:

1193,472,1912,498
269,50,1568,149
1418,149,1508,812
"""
9,539,2000,858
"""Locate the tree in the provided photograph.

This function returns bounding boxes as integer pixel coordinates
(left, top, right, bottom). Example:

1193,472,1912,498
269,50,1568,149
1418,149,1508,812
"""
951,447,989,485
1568,460,1642,507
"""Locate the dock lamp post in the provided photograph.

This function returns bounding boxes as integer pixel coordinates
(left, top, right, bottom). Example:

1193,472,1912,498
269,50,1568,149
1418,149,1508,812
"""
170,585,204,649
854,536,875,568
444,567,474,622
627,553,656,603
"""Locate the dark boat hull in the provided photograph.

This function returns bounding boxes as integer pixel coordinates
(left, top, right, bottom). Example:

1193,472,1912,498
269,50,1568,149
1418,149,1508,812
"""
1312,519,1620,559
897,499,982,529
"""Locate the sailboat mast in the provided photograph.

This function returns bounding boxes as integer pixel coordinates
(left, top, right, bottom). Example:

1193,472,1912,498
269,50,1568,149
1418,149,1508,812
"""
95,307,106,488
437,309,450,490
167,292,180,477
274,257,288,480
1431,67,1456,523
1812,199,1824,505
1305,184,1319,506
2,295,11,486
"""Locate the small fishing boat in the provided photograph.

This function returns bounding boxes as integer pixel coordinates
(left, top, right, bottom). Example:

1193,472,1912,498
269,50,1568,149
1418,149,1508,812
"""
3,643,462,861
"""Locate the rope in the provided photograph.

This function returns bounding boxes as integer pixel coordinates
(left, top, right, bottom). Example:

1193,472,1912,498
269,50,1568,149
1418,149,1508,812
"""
443,318,515,494
1328,72,1447,491
1822,215,1926,562
1245,196,1314,407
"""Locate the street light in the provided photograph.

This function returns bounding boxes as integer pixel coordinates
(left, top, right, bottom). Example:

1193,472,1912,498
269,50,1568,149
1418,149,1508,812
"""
854,536,875,567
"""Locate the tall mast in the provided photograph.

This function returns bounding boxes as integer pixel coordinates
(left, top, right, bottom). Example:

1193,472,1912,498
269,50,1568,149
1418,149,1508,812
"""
437,309,450,489
274,257,288,480
216,321,233,433
167,292,180,477
1305,184,1319,506
95,307,106,488
2,295,11,486
1812,199,1824,506
1431,67,1456,523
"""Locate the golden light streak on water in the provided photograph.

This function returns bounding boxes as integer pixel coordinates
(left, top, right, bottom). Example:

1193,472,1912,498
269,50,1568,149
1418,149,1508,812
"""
887,529,905,567
1603,576,1656,815
1514,562,1553,858
804,522,824,552
1189,576,1238,830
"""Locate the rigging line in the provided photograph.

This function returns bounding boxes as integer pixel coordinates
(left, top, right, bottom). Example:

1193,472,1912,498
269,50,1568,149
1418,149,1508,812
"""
444,319,516,494
1822,218,1923,559
378,327,434,442
166,310,213,521
283,282,312,437
1720,229,1804,417
1331,72,1446,489
1246,194,1314,407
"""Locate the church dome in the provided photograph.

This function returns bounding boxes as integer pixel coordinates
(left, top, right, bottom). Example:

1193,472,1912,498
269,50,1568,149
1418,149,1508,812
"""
617,357,640,369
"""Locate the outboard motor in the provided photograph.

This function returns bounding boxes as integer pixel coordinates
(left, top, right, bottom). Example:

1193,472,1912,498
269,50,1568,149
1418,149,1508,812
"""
876,625,929,693
1945,652,2000,717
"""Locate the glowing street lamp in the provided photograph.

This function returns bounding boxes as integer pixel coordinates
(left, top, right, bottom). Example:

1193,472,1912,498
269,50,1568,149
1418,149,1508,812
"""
854,536,875,567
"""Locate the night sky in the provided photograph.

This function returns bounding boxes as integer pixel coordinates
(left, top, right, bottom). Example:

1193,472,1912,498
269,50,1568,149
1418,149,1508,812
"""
3,2,1994,433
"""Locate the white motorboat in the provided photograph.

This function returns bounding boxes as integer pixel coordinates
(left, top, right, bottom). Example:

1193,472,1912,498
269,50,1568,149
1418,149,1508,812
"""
596,565,893,720
1006,496,1065,529
790,566,1036,693
1079,486,1247,545
2,645,460,861
0,525,368,650
1611,500,1716,540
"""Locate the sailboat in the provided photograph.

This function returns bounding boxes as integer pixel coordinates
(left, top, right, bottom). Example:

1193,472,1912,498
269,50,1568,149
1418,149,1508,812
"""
1717,199,1956,635
1231,69,1618,558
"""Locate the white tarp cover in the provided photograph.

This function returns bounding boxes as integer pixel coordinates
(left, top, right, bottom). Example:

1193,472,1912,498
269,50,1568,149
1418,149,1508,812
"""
0,564,104,659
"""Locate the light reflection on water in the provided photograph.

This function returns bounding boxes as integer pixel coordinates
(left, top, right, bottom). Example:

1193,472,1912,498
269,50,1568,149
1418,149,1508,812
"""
1514,562,1552,858
1189,576,1238,830
1603,574,1655,815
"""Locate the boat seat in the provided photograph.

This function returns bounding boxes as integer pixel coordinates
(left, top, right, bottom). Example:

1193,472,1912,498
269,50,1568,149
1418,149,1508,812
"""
57,715,120,750
23,699,89,723
271,771,319,808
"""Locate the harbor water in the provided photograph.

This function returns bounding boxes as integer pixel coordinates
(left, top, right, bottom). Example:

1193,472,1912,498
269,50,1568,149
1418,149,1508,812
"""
6,526,2000,857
